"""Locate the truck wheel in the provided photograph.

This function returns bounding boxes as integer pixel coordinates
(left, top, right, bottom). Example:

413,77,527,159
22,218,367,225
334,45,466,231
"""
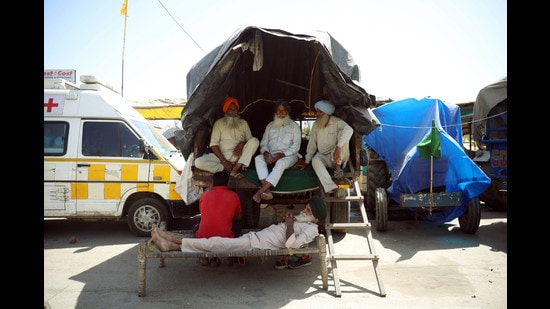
375,188,388,232
238,190,260,228
458,197,481,234
367,160,389,212
480,179,507,211
127,198,170,237
330,201,350,234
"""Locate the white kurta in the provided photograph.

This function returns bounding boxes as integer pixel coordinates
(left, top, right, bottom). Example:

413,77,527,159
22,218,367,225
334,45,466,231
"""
304,115,353,192
254,119,301,187
179,221,319,253
194,117,259,173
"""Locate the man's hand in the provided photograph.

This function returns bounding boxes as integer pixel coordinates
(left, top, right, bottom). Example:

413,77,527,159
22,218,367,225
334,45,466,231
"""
263,151,272,164
293,159,307,170
221,160,233,172
282,212,295,240
281,212,294,223
333,146,342,165
233,142,244,157
271,152,284,164
211,145,232,171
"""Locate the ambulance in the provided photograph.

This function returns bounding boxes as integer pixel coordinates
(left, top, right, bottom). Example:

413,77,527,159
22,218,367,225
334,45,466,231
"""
44,75,197,236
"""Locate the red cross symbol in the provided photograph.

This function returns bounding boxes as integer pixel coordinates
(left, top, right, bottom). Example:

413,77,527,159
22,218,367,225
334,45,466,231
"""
44,97,59,113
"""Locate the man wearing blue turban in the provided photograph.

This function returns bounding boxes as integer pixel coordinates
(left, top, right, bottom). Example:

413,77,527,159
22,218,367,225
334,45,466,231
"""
294,100,353,196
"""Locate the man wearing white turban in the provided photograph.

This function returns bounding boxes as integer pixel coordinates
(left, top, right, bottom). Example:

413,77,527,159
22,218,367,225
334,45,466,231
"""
252,99,302,203
293,100,353,195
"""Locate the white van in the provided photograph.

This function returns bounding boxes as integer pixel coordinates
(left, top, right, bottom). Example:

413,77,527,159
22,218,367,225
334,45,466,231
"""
44,75,196,236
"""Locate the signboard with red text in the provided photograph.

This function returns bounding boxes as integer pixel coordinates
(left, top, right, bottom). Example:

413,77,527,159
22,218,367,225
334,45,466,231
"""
44,69,76,83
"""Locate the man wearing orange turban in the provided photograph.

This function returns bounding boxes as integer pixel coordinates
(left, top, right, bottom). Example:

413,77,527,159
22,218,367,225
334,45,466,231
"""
194,97,259,178
222,97,239,113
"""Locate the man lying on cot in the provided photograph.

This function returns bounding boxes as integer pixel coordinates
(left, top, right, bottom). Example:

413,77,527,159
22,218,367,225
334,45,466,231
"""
150,196,327,268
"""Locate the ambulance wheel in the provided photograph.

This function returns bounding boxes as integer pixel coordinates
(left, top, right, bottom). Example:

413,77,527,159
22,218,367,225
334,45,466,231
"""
458,197,481,234
128,198,170,237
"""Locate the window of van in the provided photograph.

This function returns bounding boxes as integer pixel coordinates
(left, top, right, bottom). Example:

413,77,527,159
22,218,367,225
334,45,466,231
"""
82,121,141,157
44,121,68,156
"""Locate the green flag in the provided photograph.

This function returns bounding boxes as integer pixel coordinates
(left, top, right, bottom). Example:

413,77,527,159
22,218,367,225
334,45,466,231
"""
417,119,441,158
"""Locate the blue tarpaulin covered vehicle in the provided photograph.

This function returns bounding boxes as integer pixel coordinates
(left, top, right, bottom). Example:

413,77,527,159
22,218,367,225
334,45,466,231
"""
363,97,491,233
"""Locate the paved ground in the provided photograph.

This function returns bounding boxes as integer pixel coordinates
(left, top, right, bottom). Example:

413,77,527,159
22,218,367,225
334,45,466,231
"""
44,203,507,308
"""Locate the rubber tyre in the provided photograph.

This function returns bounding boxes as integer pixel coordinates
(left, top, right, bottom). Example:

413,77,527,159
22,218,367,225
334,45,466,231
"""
366,160,389,212
375,188,388,232
458,197,481,234
238,190,260,229
480,179,507,211
330,201,350,234
127,197,170,237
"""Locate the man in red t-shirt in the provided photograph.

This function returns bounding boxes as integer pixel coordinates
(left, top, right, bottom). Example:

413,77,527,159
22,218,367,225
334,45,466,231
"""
195,171,242,266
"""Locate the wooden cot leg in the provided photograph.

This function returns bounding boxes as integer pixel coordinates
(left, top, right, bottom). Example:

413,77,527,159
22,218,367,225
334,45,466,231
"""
137,241,147,297
317,235,328,290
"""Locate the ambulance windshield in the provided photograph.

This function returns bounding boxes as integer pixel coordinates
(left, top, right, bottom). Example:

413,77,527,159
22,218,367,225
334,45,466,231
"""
131,119,184,162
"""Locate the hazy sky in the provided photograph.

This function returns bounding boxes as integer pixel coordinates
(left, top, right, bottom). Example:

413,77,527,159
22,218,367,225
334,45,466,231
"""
44,0,506,103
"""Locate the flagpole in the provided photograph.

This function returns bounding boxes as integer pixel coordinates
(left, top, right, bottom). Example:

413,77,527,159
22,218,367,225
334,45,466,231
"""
120,0,128,97
416,119,440,216
429,155,433,215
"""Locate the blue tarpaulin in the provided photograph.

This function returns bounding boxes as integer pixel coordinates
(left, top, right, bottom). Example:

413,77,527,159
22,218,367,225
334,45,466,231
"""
363,97,490,222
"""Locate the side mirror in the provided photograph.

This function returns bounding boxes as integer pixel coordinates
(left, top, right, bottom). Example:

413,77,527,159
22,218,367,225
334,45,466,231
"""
139,138,147,154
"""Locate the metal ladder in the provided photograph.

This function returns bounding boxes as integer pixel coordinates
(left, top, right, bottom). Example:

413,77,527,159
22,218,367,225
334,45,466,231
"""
321,171,386,297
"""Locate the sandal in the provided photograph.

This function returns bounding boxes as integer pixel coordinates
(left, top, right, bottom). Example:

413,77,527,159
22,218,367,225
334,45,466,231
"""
199,257,210,266
233,257,246,268
225,257,236,266
210,257,221,267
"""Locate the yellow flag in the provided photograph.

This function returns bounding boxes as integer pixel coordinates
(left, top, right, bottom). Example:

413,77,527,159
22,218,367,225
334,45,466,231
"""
120,0,128,16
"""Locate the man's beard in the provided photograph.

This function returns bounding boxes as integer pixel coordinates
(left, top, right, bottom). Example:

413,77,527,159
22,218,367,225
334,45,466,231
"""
316,113,330,122
221,114,241,129
294,211,316,223
272,114,292,128
316,113,330,127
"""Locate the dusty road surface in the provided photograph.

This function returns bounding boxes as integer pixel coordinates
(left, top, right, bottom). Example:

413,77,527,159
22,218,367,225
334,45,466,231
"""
44,203,507,308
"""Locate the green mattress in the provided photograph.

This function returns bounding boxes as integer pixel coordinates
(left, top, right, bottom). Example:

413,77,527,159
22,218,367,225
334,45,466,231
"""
240,165,320,193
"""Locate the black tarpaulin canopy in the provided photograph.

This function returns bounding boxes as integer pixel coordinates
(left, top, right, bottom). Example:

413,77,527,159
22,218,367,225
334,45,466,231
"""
176,26,380,159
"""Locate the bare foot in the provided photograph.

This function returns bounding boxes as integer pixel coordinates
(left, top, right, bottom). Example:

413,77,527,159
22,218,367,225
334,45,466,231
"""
230,163,245,178
253,189,263,203
253,189,273,203
154,225,172,240
151,227,172,252
230,172,244,179
333,169,344,178
260,191,273,200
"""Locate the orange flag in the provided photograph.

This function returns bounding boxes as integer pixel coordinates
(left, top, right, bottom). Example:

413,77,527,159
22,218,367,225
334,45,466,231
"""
120,0,128,16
